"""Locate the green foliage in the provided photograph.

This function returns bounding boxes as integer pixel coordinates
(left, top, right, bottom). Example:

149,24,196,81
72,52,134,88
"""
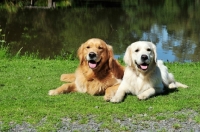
0,45,9,58
117,54,125,65
55,49,77,60
0,0,23,13
0,0,72,10
0,29,5,43
0,29,9,58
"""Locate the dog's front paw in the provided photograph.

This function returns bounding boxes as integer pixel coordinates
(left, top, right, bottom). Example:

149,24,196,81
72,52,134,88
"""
168,83,177,89
137,94,148,100
110,96,123,103
48,90,58,96
104,91,116,102
104,95,112,102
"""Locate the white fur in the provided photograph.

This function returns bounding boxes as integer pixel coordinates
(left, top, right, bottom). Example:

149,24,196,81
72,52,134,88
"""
110,41,188,102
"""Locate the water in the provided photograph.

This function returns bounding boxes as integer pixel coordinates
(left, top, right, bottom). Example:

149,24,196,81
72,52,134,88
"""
0,0,200,62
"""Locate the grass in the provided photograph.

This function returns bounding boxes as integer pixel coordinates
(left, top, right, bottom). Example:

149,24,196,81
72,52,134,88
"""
0,50,200,131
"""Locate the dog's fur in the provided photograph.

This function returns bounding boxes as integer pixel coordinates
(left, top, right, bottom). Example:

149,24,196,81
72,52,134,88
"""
110,41,188,102
48,38,124,100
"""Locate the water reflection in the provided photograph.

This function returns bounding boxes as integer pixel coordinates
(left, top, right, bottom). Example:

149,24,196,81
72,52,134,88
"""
141,24,196,62
0,0,200,62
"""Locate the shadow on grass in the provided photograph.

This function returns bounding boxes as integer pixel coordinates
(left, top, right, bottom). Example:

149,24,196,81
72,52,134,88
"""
121,87,179,102
162,87,179,95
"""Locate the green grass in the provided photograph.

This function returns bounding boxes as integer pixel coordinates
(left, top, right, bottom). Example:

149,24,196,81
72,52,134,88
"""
0,56,200,131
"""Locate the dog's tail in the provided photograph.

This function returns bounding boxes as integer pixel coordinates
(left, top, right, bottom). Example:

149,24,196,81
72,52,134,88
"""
168,81,188,89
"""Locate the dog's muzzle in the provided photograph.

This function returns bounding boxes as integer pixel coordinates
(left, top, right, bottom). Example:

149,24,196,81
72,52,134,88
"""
87,52,101,69
135,54,149,71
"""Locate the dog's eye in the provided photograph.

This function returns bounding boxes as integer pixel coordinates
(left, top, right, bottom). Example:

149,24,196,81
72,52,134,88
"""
147,48,151,51
98,46,103,50
135,49,139,52
86,46,90,49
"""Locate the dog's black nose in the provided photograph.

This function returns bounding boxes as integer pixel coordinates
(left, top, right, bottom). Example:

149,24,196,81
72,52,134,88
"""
89,52,96,58
141,54,148,61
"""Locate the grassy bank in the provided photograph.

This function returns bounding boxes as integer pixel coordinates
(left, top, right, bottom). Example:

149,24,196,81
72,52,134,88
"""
0,56,200,131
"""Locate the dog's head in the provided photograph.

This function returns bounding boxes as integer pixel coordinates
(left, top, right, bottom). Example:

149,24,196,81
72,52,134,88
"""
124,41,157,74
77,38,114,70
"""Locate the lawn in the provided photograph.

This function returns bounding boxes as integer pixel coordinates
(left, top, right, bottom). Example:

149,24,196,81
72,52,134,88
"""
0,57,199,131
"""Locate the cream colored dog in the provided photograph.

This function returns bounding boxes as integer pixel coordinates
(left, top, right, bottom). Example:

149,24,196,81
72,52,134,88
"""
110,41,188,102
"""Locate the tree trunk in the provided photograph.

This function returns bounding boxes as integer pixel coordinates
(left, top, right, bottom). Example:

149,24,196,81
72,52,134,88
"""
48,0,52,8
31,0,34,6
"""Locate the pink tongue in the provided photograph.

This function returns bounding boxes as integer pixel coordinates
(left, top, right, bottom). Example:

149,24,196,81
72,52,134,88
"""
140,65,148,70
89,62,97,68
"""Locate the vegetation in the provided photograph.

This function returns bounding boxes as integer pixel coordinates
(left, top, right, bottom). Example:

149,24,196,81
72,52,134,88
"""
0,44,199,131
0,0,71,11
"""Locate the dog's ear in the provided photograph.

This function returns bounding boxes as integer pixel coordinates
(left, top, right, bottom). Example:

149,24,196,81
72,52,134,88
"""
107,44,114,58
77,43,84,64
123,45,132,66
151,42,157,63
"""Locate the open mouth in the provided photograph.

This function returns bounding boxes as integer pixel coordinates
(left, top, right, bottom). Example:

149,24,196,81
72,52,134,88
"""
88,60,101,69
135,61,149,71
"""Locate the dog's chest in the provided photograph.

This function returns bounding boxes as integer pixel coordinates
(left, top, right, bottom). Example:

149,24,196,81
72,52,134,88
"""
132,77,143,87
75,72,118,95
126,73,150,95
131,76,145,89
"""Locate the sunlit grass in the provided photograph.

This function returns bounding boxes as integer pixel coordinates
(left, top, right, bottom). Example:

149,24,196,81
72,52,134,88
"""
0,55,199,131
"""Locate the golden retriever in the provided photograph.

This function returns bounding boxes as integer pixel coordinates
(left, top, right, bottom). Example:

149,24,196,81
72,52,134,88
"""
48,38,124,100
110,41,188,102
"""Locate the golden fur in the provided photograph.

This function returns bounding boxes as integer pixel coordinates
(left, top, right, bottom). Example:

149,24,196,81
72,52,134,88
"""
48,38,124,100
110,41,188,102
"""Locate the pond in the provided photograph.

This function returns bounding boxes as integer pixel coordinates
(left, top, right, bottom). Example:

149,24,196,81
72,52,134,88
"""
0,0,200,62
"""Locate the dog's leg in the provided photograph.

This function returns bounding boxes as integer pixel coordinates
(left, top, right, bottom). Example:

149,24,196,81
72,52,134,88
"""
104,84,119,101
110,84,127,103
168,82,177,89
48,83,77,95
60,74,76,82
137,88,156,100
175,82,188,88
160,67,188,89
169,82,188,89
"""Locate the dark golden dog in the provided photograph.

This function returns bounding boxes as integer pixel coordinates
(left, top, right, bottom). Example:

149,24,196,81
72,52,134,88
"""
48,38,124,100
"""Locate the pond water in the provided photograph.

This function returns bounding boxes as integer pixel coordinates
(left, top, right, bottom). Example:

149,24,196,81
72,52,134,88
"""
0,0,200,62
